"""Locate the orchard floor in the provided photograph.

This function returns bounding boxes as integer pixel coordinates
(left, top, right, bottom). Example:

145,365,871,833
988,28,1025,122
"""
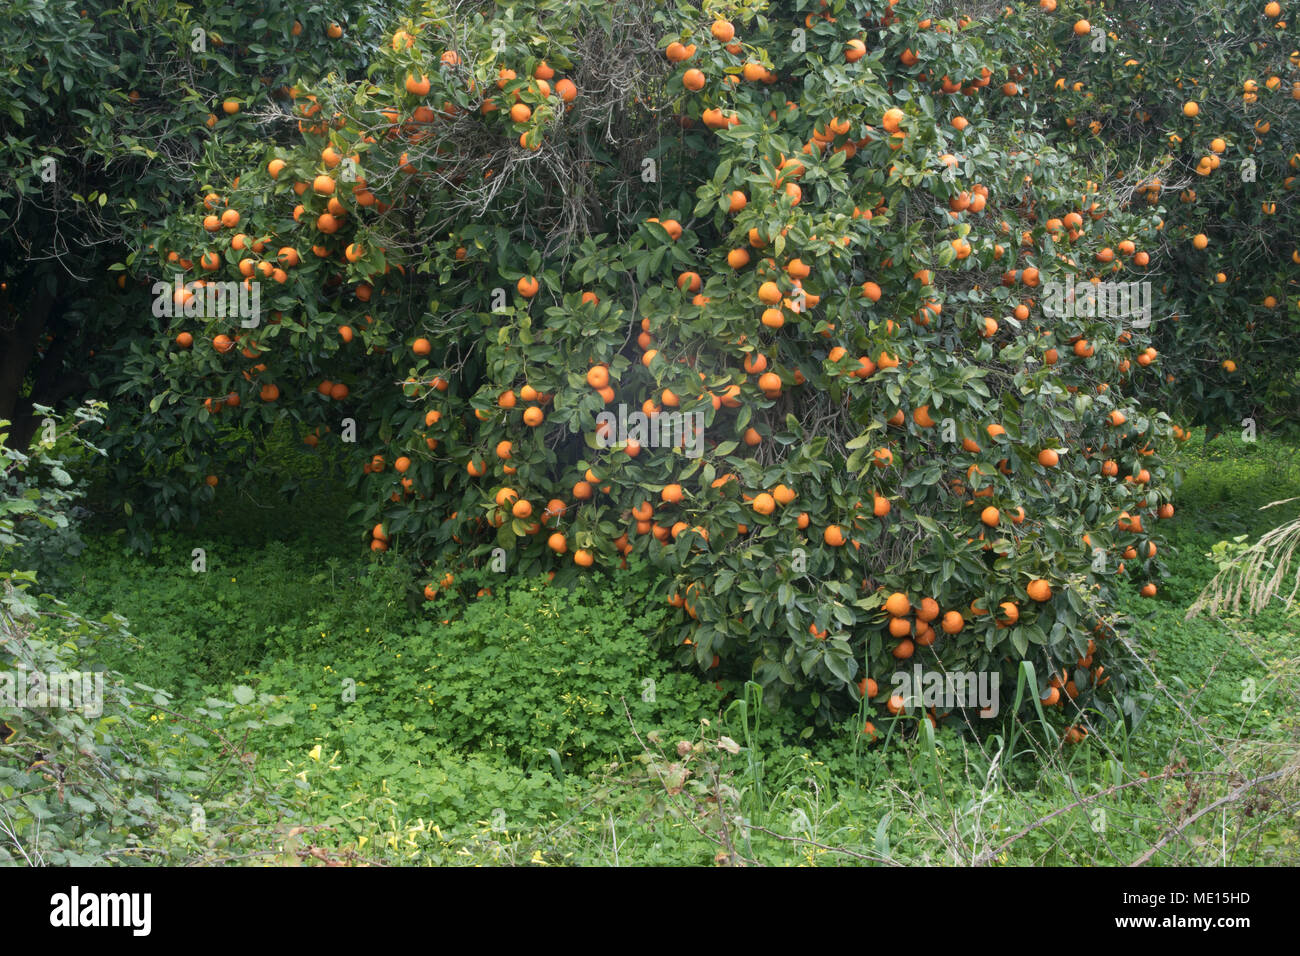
65,430,1300,865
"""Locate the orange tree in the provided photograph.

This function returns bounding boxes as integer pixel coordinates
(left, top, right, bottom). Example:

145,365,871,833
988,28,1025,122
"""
131,0,1184,728
0,0,383,465
1031,0,1300,432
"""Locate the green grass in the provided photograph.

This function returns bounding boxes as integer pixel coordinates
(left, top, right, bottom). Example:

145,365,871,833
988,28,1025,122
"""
56,428,1300,865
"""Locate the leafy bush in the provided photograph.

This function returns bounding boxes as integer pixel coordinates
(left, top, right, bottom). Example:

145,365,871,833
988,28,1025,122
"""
252,564,723,774
1,408,309,864
132,0,1185,736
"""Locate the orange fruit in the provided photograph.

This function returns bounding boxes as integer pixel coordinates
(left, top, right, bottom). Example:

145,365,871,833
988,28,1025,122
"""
884,592,910,617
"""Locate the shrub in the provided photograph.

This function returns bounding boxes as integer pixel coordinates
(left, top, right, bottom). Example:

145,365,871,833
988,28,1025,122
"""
134,0,1186,733
1,408,307,864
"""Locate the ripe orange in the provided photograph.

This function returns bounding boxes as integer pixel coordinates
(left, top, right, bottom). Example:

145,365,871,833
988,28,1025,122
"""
823,524,846,547
917,597,939,622
1027,579,1052,602
682,69,706,92
517,276,540,297
884,592,910,617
